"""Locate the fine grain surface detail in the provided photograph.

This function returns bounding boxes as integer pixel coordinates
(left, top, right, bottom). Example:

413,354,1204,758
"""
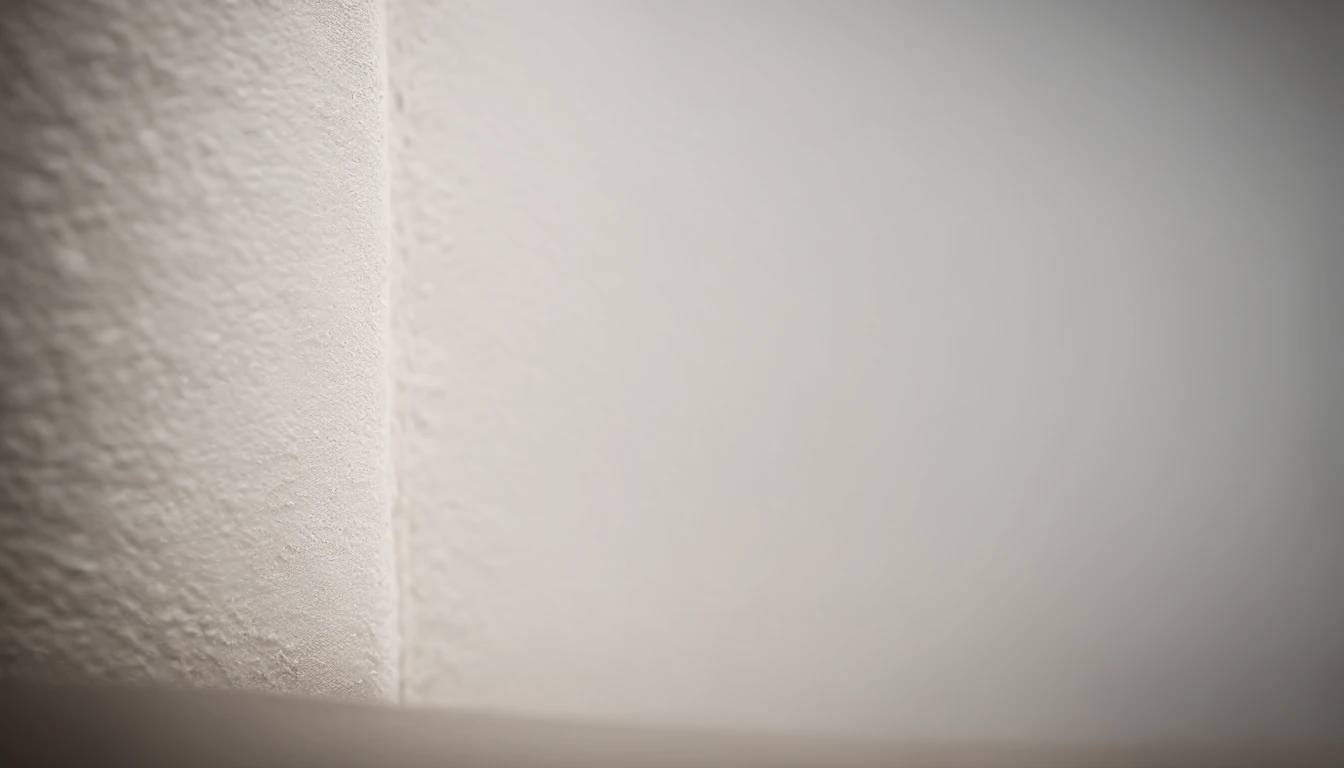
0,0,398,699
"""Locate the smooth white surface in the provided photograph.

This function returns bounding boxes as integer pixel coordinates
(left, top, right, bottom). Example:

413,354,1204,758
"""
391,2,1343,740
0,0,397,699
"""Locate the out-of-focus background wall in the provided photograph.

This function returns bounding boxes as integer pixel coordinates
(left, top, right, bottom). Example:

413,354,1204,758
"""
390,1,1343,741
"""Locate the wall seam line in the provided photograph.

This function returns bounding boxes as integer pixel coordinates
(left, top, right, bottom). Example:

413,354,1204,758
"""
379,0,407,706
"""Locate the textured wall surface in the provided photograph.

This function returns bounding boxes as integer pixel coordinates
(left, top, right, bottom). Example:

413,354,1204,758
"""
1,0,1339,741
391,1,1343,740
0,0,397,699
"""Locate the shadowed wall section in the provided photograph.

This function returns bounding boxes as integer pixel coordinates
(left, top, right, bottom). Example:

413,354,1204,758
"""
390,0,1343,740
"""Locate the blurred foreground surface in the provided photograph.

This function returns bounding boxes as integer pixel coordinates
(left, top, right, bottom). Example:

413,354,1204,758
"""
2,684,1341,768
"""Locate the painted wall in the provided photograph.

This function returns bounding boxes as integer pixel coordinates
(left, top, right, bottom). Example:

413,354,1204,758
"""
391,1,1343,741
1,0,1338,744
0,0,398,700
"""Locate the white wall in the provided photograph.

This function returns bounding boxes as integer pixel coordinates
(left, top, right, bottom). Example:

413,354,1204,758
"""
0,0,398,700
3,0,1336,742
391,1,1342,741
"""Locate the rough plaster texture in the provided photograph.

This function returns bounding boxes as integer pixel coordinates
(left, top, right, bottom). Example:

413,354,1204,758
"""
0,1,398,699
391,1,1343,741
